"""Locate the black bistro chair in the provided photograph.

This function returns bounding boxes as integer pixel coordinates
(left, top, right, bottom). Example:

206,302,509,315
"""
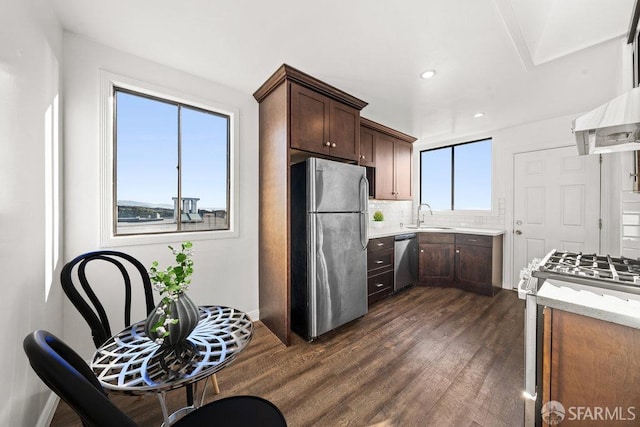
23,330,287,427
60,250,220,403
60,250,156,348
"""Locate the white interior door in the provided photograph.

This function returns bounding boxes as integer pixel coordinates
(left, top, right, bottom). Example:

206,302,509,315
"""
513,146,600,283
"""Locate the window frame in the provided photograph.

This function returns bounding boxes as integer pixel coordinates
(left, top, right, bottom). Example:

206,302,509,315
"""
419,137,493,213
100,71,240,247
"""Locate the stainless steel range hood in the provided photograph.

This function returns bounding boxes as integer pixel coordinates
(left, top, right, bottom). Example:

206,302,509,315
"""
572,87,640,155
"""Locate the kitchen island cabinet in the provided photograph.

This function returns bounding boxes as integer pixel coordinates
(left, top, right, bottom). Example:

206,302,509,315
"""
254,64,368,345
360,117,416,200
542,308,640,425
367,236,394,304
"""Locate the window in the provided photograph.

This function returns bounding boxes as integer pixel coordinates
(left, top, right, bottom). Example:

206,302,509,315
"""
100,71,239,245
114,88,230,235
420,138,492,211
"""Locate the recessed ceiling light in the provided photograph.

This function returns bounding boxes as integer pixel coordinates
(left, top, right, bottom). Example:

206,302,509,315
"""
420,70,436,79
473,112,484,118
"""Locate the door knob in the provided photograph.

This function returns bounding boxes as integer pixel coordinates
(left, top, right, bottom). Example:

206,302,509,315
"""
515,230,523,235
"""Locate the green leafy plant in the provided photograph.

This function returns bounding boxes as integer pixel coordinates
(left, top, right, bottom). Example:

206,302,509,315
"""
148,241,194,341
373,210,384,221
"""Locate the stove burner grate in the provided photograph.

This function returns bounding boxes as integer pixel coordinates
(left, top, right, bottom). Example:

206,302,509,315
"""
540,251,640,285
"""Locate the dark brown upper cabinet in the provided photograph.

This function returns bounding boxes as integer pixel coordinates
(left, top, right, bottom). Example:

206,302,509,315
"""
359,124,376,167
360,117,416,200
290,83,361,161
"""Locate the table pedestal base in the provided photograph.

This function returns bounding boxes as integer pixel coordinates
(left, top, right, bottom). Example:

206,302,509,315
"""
157,380,208,427
160,404,196,427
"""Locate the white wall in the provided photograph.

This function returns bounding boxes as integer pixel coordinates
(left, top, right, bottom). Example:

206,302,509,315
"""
1,0,64,425
63,33,259,358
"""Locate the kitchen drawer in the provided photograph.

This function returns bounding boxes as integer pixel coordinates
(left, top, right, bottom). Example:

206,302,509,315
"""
367,248,393,272
368,269,394,295
367,236,394,253
368,287,392,304
418,232,454,244
455,234,492,248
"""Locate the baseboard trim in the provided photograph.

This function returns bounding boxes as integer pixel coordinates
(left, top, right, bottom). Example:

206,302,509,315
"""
36,391,59,427
247,309,260,321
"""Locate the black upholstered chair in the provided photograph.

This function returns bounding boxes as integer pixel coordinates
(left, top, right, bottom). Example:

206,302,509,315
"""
23,330,287,427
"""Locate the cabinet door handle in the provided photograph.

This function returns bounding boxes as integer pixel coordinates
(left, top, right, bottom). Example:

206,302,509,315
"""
331,143,336,148
420,249,424,253
456,249,460,253
375,283,384,288
361,155,365,160
375,260,384,264
376,243,384,247
325,141,331,147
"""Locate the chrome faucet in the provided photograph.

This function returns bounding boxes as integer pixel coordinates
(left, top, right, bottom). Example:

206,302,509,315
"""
416,203,433,227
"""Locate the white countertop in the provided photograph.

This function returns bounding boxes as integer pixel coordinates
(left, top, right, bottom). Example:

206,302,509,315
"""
369,226,506,239
537,279,640,330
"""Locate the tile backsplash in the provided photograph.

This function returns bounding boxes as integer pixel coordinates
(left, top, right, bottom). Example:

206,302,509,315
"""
368,199,506,231
368,200,413,229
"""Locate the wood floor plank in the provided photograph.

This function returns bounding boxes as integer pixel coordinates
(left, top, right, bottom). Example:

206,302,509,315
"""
50,286,525,427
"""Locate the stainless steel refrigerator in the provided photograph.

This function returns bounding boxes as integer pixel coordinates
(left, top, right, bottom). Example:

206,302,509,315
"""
291,157,369,340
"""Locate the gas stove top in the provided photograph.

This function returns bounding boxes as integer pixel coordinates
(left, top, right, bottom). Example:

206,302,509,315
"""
539,251,640,284
530,250,640,298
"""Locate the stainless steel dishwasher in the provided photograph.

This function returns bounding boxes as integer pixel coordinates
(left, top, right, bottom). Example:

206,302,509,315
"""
394,233,417,292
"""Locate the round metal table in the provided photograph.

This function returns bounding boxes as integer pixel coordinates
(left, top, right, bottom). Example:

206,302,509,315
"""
91,305,254,424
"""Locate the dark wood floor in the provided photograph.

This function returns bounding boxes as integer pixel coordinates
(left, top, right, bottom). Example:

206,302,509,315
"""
51,286,525,426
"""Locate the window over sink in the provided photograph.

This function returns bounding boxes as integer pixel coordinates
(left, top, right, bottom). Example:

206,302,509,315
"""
420,138,492,211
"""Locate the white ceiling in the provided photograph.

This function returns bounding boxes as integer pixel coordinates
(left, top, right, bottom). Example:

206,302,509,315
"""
50,0,635,142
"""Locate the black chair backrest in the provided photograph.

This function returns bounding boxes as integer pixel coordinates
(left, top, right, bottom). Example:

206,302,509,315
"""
23,330,137,427
61,250,155,348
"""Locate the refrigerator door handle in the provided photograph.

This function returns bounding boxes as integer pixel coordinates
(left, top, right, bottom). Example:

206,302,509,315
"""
359,175,369,212
308,213,318,338
359,175,369,249
360,212,369,249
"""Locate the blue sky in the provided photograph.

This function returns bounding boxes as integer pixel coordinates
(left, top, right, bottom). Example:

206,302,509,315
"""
116,91,229,210
420,139,492,210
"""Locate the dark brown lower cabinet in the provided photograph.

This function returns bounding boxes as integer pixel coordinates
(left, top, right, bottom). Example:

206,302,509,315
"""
455,234,502,296
367,236,394,304
542,308,640,426
418,232,502,296
418,233,454,285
